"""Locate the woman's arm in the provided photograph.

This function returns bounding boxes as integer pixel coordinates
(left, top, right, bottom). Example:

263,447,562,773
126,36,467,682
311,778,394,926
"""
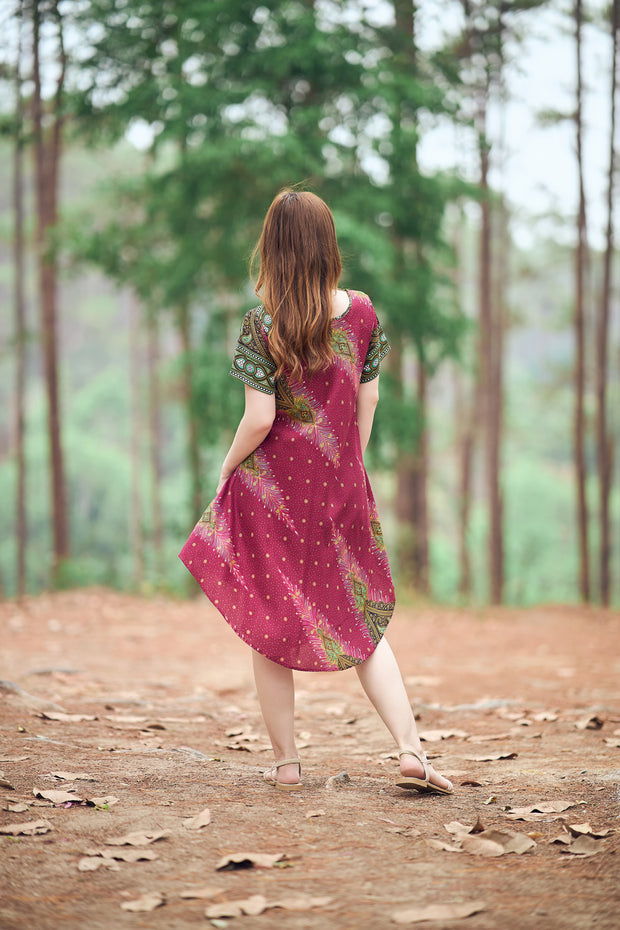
217,385,276,493
356,376,380,455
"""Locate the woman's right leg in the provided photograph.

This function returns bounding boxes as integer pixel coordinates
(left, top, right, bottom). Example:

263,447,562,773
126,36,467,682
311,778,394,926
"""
251,650,300,785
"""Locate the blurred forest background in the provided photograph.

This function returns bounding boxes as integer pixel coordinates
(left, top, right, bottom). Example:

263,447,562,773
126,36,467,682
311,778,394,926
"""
0,0,618,606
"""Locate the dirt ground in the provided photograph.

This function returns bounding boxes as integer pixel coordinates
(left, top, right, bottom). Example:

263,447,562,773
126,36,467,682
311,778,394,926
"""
1,590,619,930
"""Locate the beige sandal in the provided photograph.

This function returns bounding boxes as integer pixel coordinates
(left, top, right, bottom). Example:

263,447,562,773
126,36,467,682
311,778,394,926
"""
263,758,303,792
395,748,453,795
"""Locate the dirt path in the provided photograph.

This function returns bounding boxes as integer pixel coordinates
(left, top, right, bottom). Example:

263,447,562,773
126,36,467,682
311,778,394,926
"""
1,590,619,929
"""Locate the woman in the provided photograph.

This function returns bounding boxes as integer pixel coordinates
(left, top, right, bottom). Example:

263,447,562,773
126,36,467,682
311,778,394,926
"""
179,189,452,796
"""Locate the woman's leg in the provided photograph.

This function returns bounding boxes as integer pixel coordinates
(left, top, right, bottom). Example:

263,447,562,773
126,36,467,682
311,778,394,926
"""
252,650,300,785
355,637,452,790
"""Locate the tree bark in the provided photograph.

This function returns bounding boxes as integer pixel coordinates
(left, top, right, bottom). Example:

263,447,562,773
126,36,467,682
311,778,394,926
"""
129,296,145,588
13,0,27,597
574,0,591,601
596,0,618,606
146,314,164,579
32,0,69,581
177,301,202,518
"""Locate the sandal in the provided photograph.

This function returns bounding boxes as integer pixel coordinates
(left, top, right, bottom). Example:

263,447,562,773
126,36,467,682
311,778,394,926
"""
263,758,303,792
395,748,453,795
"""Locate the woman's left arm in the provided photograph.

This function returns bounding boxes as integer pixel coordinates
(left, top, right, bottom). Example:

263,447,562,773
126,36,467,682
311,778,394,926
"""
217,386,276,493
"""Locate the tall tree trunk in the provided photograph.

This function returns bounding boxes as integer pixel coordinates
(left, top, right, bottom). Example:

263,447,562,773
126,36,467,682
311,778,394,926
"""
13,0,27,598
146,314,164,578
129,296,145,588
596,0,618,606
32,0,69,582
177,302,202,517
574,0,591,601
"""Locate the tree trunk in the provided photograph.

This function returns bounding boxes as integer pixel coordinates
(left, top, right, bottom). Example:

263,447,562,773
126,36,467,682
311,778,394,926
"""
13,0,27,597
177,301,202,517
129,296,145,588
146,314,164,579
574,0,591,601
596,0,618,606
32,0,69,582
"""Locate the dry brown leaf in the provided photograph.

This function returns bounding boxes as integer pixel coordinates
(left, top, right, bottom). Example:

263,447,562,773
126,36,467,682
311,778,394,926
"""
575,715,604,730
104,715,147,724
87,796,120,807
391,901,486,924
419,729,468,741
0,819,52,835
179,886,225,900
101,848,158,862
215,852,287,871
466,733,512,742
0,756,29,763
38,711,97,722
78,856,120,872
532,711,558,722
463,829,536,856
3,801,29,813
0,776,15,790
505,800,580,821
566,823,613,838
425,838,462,853
106,830,169,846
561,834,604,857
603,738,620,748
460,835,505,857
50,771,93,781
183,808,211,829
121,892,166,912
206,895,268,919
466,751,518,762
444,821,472,836
305,809,326,819
33,789,83,805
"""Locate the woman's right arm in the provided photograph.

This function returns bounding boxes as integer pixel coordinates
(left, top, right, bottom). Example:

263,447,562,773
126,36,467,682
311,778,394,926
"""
356,377,380,456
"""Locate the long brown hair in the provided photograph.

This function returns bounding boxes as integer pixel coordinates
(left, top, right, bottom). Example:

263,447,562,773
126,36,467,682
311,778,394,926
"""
252,189,342,383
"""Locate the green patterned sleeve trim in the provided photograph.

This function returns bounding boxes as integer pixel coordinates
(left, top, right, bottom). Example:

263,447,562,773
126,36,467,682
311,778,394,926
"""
360,319,391,383
230,307,277,395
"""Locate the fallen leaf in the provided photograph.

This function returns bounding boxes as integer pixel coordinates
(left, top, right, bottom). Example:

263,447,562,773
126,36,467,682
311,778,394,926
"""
0,776,15,790
105,830,169,846
460,778,483,787
561,834,604,857
305,810,326,819
50,771,94,781
504,800,581,821
78,856,120,872
550,834,572,846
425,838,462,853
419,729,468,741
206,895,268,918
378,817,398,825
460,835,505,857
463,829,536,856
391,901,486,924
215,852,287,871
33,789,83,805
467,751,518,762
183,808,211,829
121,892,166,912
603,738,620,748
566,823,613,838
0,819,52,835
532,712,558,722
3,801,29,813
483,796,498,805
87,796,120,808
179,886,225,900
0,756,29,763
38,712,97,722
93,847,158,862
104,715,147,724
444,821,472,836
575,715,604,730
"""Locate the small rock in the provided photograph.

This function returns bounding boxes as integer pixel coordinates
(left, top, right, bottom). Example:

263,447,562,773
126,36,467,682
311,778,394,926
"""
325,771,351,789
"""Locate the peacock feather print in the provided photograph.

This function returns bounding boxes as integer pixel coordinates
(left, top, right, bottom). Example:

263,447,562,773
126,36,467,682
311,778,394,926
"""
237,450,297,532
275,381,340,465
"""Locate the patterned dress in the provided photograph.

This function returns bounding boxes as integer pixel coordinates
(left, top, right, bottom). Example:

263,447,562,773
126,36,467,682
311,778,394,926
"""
179,289,394,671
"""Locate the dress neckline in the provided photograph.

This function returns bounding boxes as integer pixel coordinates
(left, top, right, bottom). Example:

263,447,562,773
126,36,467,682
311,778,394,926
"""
331,288,352,322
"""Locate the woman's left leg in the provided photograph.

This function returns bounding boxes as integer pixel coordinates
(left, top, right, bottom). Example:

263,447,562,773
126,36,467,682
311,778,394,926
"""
355,637,452,791
252,650,300,786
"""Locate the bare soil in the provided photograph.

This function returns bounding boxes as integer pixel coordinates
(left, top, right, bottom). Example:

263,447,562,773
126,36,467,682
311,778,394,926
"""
1,590,619,930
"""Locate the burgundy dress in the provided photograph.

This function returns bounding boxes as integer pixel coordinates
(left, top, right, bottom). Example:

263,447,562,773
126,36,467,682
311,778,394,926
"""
179,289,395,671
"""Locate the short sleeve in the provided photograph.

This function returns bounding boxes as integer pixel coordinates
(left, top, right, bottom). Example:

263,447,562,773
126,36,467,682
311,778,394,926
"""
360,316,391,383
230,307,277,395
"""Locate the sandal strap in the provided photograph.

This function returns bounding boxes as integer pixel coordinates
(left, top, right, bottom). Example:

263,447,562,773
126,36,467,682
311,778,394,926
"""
274,758,301,769
397,748,429,778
